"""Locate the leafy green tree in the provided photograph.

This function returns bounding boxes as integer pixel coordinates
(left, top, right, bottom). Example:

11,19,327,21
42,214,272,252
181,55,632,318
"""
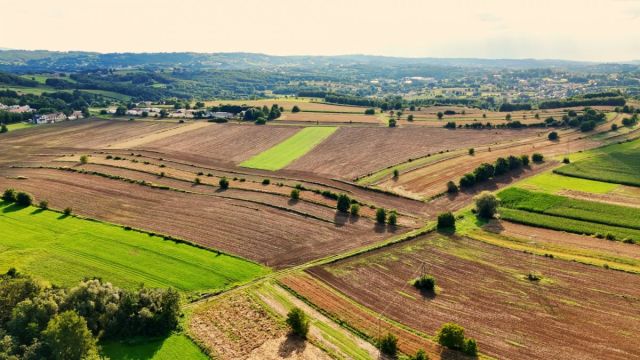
0,271,41,326
115,106,127,116
376,208,387,224
290,189,300,200
475,191,499,219
494,157,509,176
393,169,399,178
437,323,465,350
0,124,7,134
520,155,530,166
291,105,301,113
407,114,414,121
378,333,398,358
350,203,360,216
437,112,444,120
79,155,88,164
336,194,351,212
413,275,436,292
7,289,64,344
548,131,559,141
61,279,120,337
532,153,544,163
507,155,523,170
2,188,17,203
15,192,33,207
446,181,459,194
387,211,397,226
42,311,99,360
459,173,476,188
468,148,475,156
286,308,309,338
411,349,429,360
388,118,397,128
364,108,375,115
159,109,169,118
437,212,455,229
219,177,229,190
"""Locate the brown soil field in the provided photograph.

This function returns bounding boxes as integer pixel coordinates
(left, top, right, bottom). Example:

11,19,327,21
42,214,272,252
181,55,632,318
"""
377,128,601,199
279,274,467,360
204,99,367,113
484,220,640,263
0,119,181,148
285,127,539,179
278,112,381,124
190,292,330,359
309,233,640,360
136,123,301,164
0,167,393,268
557,188,640,209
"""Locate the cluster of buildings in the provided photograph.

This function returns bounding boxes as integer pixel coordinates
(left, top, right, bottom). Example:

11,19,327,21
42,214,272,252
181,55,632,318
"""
0,104,33,113
107,106,235,120
33,111,84,124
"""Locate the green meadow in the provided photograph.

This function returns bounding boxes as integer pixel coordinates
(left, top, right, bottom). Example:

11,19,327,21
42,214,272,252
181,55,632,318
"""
0,202,269,293
518,172,618,194
6,122,34,131
102,334,208,360
241,126,337,170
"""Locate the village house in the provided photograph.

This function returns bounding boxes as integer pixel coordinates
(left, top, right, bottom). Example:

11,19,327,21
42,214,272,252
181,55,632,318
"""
8,105,33,113
33,112,67,124
67,111,84,120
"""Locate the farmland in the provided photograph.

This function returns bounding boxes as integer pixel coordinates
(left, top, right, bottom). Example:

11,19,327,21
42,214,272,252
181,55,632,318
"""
0,201,268,293
240,126,337,170
305,233,640,360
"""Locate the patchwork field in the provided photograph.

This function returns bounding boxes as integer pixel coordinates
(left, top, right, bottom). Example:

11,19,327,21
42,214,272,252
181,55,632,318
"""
241,126,337,170
0,201,268,293
307,233,640,360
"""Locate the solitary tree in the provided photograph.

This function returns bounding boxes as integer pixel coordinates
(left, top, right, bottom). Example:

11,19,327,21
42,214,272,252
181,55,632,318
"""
291,105,301,113
446,181,459,194
350,203,360,216
376,208,387,224
286,308,309,338
437,212,456,229
219,177,229,190
15,192,33,207
474,191,499,219
336,194,351,212
378,333,398,358
437,111,444,120
79,155,89,164
290,189,300,200
548,131,559,141
387,211,397,226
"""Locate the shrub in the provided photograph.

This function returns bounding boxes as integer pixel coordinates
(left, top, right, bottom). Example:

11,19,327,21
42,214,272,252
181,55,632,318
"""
459,173,476,188
286,308,309,338
262,178,270,185
292,105,301,113
475,191,499,219
392,169,399,178
364,108,375,115
377,333,398,357
411,349,429,360
64,207,72,216
507,155,523,170
446,181,459,194
290,189,300,200
436,111,444,119
413,275,436,292
563,157,570,164
494,157,509,175
15,192,33,207
376,208,387,224
194,177,201,185
336,194,351,212
255,117,266,125
39,200,49,209
387,211,397,226
463,338,478,356
437,323,465,350
474,163,494,182
407,114,414,121
611,123,618,131
219,177,229,189
548,131,559,141
2,188,17,202
520,154,530,166
79,155,89,164
468,148,475,156
437,212,456,229
388,118,397,128
350,203,360,216
0,124,7,133
532,153,544,163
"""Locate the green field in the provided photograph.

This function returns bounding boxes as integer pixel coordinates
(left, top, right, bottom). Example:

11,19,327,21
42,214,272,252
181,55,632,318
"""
240,126,337,170
498,207,640,242
0,201,269,293
6,122,34,131
498,188,640,230
102,334,208,360
554,138,640,187
518,172,618,194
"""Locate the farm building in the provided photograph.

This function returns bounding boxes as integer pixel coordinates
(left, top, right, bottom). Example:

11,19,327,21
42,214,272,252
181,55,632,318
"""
33,112,67,124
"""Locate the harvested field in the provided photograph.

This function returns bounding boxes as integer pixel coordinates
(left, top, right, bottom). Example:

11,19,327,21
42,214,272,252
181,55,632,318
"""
0,119,181,148
483,220,640,265
285,127,539,179
377,128,600,199
309,233,640,360
278,112,380,124
0,167,393,268
137,123,301,164
109,121,210,149
204,99,367,113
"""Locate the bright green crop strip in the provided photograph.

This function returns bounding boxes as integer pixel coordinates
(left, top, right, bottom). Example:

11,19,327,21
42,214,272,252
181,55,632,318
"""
0,202,269,293
240,126,337,171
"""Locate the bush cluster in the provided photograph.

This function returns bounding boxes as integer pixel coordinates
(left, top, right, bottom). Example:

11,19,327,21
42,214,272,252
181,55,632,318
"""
2,188,33,207
456,155,530,190
437,323,478,356
0,271,180,359
413,275,436,293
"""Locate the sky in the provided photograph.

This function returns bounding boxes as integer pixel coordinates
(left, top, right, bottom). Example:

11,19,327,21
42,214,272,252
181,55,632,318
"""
2,0,640,61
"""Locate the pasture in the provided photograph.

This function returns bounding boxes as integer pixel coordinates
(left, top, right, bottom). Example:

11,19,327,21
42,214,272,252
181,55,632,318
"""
0,201,269,293
240,126,337,170
102,334,208,360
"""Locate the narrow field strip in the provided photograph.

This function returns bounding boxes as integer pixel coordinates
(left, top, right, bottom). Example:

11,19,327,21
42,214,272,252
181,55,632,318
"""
0,202,269,293
240,126,337,171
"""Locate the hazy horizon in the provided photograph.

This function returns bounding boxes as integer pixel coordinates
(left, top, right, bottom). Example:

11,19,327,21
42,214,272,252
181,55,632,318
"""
3,0,640,62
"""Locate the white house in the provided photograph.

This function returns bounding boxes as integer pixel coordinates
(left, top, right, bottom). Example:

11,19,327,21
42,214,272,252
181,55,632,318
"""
33,112,67,124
